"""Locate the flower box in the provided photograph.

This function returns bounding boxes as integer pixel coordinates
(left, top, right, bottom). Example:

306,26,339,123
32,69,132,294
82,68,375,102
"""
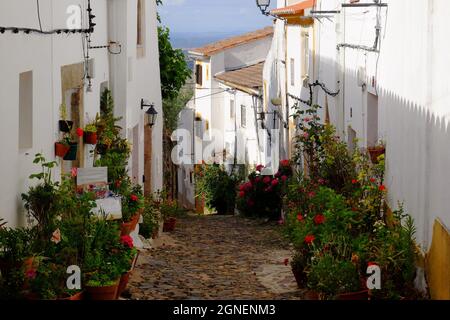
55,142,70,158
84,132,98,145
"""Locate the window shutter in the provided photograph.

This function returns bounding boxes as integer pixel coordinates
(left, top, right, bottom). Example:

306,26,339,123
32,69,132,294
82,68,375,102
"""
196,64,203,86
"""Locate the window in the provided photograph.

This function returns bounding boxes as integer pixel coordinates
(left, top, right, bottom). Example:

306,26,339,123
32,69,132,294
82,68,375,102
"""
230,99,235,118
137,0,145,58
241,105,246,127
195,64,203,86
301,32,310,85
19,71,33,149
290,58,295,86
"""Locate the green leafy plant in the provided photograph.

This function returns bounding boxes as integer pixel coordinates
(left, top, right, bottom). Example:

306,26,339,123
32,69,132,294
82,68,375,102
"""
140,199,161,239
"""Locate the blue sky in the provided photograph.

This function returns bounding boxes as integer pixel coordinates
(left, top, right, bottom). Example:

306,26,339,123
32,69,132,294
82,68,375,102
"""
158,0,275,34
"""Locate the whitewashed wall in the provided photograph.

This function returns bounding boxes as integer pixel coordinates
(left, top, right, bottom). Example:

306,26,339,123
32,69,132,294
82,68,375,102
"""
0,0,162,227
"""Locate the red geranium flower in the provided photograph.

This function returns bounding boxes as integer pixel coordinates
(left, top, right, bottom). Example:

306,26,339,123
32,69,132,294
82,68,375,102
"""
121,235,134,248
308,191,316,198
297,214,304,222
263,176,271,184
379,185,386,192
255,177,261,183
370,178,376,183
280,160,290,167
239,184,245,191
271,178,279,186
351,179,358,184
304,234,315,245
368,262,378,267
239,191,246,198
314,214,326,225
281,175,288,182
76,127,84,137
130,194,139,202
25,269,37,279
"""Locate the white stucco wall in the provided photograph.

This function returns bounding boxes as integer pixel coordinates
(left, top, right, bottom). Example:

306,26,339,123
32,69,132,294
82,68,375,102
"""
0,0,162,226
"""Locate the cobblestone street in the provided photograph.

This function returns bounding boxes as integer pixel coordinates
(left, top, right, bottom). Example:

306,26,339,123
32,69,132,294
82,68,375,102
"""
128,215,306,300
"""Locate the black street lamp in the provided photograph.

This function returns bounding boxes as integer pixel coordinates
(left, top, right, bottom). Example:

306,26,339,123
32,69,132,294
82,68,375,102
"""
256,0,271,15
141,99,158,127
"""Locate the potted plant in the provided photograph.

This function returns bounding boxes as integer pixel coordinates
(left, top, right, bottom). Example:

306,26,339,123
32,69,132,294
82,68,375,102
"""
116,235,139,298
58,103,73,133
290,250,308,288
55,135,71,158
159,194,185,232
120,184,145,236
139,199,161,239
368,141,386,164
84,122,98,145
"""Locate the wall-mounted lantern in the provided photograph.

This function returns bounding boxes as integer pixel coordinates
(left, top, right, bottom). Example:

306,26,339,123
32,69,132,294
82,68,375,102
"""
255,0,271,15
141,99,158,127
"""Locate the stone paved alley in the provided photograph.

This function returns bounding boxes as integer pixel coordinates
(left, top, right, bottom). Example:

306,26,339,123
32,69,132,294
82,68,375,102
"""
128,215,306,300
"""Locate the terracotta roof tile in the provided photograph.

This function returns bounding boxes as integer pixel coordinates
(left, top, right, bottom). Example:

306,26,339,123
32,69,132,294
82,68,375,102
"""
189,27,273,57
271,0,315,16
215,62,265,91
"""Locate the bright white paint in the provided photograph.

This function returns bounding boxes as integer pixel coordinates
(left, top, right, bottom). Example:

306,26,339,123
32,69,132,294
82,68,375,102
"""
0,0,162,227
265,0,450,255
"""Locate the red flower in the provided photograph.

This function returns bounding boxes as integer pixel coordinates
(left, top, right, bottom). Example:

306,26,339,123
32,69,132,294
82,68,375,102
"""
297,214,304,222
370,178,376,183
239,191,246,198
255,177,261,183
368,262,378,267
256,164,264,172
351,179,358,184
280,160,290,167
263,176,271,184
76,128,84,137
121,235,134,248
379,185,386,192
271,178,279,186
115,180,122,188
314,214,326,225
25,269,37,279
283,258,289,266
308,191,316,198
245,182,253,191
239,184,245,191
130,194,139,202
304,234,315,245
318,178,325,185
281,175,288,182
275,172,281,178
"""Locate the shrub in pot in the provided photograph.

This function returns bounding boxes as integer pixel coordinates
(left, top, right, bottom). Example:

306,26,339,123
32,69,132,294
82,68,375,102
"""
158,193,186,232
84,123,98,145
120,184,145,236
139,199,161,239
195,164,240,215
116,235,138,298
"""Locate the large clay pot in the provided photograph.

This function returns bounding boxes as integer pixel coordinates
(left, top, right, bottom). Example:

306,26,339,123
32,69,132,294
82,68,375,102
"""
55,142,70,158
59,291,84,300
85,280,120,300
120,213,141,236
292,268,307,288
116,272,131,299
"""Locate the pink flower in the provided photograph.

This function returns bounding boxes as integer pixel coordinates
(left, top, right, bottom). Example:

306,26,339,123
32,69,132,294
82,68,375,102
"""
256,164,264,172
263,176,271,184
245,182,253,191
130,194,139,202
302,132,309,139
304,117,311,122
281,175,288,182
271,178,279,186
239,191,246,198
278,219,285,225
76,128,84,137
71,168,78,178
318,178,325,185
255,177,261,183
275,172,281,178
308,191,316,198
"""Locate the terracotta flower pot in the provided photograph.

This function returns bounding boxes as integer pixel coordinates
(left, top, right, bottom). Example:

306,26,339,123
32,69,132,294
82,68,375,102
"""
368,146,385,164
59,120,73,133
84,132,98,145
59,291,84,300
55,142,70,158
120,212,141,236
163,217,177,232
336,290,369,300
85,280,120,300
116,272,132,299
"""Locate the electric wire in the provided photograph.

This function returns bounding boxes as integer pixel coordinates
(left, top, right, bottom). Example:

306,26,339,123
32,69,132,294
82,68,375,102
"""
36,0,43,32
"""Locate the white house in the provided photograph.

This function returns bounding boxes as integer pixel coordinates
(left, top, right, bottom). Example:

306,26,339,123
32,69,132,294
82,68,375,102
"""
176,28,273,210
0,0,163,227
264,0,450,298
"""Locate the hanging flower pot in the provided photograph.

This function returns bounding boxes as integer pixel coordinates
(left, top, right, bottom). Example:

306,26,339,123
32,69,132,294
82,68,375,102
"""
55,142,70,158
63,142,78,161
58,120,74,133
84,132,98,145
368,146,385,164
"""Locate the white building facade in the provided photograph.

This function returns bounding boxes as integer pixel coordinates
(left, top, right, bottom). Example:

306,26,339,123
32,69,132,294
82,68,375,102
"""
0,0,163,227
264,0,450,298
